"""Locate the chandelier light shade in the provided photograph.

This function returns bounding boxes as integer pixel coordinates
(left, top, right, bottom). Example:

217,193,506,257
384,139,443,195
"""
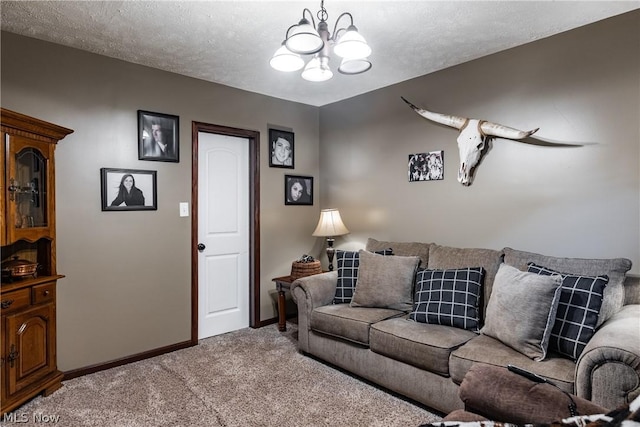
270,42,305,72
313,208,350,271
338,57,372,75
302,55,333,82
285,18,324,54
270,0,372,82
333,25,372,58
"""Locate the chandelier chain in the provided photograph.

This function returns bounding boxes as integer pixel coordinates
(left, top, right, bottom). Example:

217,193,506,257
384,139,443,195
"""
317,0,328,23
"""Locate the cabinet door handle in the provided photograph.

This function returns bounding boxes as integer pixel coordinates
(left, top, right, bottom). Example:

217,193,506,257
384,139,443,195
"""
7,344,19,368
1,299,14,309
8,178,17,201
43,290,50,297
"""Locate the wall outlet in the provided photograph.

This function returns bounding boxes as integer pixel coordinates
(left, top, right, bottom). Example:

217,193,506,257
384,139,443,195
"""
179,202,189,217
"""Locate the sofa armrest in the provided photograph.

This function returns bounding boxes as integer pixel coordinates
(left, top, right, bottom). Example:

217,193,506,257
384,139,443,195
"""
576,304,640,409
290,271,338,308
290,271,338,352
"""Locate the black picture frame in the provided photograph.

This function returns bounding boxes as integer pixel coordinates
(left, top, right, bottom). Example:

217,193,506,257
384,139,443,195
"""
101,168,158,211
408,150,444,182
285,175,313,205
269,128,294,168
138,110,179,162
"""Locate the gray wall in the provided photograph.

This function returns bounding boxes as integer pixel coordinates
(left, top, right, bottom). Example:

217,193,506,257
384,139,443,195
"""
1,10,638,372
319,11,639,276
1,32,320,371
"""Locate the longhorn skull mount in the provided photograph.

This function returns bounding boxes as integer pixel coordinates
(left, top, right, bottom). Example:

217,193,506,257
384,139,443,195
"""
402,97,540,186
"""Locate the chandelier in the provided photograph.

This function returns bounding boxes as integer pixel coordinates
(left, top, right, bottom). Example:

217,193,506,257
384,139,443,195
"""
269,0,372,82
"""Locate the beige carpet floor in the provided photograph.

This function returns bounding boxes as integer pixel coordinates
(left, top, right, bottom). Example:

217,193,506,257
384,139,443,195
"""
4,323,442,426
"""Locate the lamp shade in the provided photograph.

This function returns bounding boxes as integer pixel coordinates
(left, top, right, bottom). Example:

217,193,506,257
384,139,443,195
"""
338,57,372,75
285,18,324,54
312,209,350,237
333,25,371,59
270,43,305,72
301,56,333,82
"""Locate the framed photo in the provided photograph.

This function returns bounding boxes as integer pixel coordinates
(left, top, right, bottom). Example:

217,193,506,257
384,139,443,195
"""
138,110,179,162
101,168,157,211
269,128,294,168
408,150,444,182
284,175,313,205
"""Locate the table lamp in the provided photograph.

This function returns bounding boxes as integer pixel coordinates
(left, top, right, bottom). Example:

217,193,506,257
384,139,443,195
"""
312,209,350,271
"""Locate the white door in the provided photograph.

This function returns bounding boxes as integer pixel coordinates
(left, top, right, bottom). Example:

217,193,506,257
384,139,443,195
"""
198,132,249,339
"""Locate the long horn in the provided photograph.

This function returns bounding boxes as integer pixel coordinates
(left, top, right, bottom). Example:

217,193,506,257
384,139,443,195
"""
401,97,467,130
480,121,539,140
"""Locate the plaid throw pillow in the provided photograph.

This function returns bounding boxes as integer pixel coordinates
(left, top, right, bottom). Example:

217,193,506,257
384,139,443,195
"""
527,263,608,360
334,248,393,304
409,267,484,331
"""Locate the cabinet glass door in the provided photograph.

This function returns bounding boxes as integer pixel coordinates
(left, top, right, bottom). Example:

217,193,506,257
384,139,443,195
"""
10,147,48,229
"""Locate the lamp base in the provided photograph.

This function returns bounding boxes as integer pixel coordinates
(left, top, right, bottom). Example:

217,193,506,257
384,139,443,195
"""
326,238,336,271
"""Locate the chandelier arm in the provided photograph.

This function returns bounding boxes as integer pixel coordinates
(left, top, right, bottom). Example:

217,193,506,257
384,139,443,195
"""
330,12,354,42
284,24,299,39
302,8,317,29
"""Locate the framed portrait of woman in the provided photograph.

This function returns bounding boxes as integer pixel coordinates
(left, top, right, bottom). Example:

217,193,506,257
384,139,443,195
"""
285,175,313,206
269,129,294,169
101,168,157,211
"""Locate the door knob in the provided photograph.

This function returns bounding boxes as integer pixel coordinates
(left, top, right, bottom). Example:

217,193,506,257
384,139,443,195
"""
197,243,206,252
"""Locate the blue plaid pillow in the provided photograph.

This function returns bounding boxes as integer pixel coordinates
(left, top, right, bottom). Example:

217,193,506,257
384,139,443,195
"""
409,267,484,331
527,263,608,360
334,248,393,304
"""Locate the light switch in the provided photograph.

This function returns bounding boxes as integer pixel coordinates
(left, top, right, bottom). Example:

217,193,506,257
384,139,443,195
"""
179,202,189,217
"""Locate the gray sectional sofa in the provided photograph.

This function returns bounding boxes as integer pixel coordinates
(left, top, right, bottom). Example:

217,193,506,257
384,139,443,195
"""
290,238,640,415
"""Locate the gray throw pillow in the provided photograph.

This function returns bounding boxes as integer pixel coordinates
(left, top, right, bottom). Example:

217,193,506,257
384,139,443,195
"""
350,250,420,311
481,264,563,361
503,247,631,327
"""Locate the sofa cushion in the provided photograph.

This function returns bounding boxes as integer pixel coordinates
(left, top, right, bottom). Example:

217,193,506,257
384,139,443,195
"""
350,250,420,311
366,238,432,266
370,317,477,376
409,267,484,331
527,263,608,361
503,247,632,326
310,304,404,346
481,264,563,361
334,249,393,304
427,244,503,322
449,334,576,392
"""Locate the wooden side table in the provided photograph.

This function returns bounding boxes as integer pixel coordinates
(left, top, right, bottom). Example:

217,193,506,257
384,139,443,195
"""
272,275,295,331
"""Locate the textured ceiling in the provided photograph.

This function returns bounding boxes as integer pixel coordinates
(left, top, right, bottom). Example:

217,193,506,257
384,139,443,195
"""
1,1,638,106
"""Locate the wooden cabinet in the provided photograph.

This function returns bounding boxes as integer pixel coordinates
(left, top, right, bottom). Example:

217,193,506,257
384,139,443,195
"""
1,109,73,414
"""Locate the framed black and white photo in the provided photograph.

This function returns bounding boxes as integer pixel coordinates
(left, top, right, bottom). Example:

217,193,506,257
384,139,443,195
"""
269,128,294,168
408,150,444,182
101,168,157,211
284,175,313,205
138,110,179,162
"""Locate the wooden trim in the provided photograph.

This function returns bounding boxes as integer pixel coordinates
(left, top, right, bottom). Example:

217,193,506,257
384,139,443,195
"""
62,340,194,380
258,313,296,329
259,317,278,328
1,108,74,142
191,122,261,345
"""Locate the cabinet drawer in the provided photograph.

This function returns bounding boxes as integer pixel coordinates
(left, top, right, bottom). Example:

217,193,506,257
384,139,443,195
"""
1,288,31,312
32,283,55,304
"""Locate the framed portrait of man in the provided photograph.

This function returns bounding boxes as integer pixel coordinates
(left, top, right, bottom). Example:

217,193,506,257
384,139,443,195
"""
138,110,179,162
269,128,294,169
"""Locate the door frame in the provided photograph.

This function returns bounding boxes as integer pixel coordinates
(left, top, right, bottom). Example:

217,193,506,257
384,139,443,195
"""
191,121,260,344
